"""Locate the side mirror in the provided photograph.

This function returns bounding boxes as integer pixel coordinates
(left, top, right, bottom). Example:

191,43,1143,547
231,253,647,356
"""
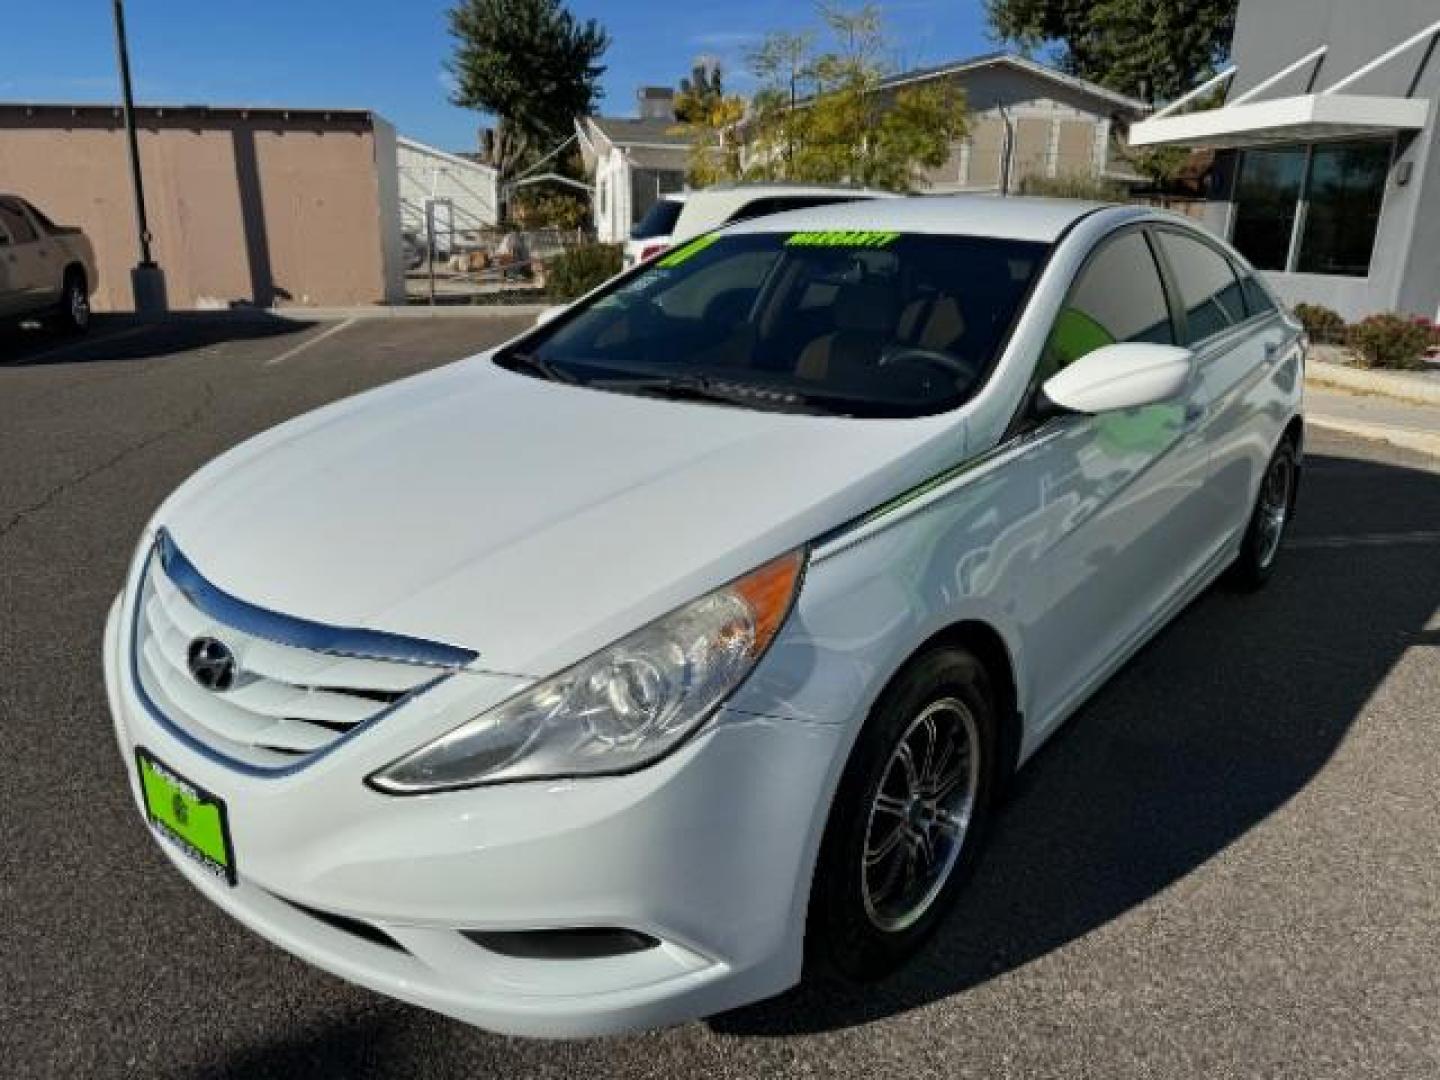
534,305,567,328
1040,343,1194,416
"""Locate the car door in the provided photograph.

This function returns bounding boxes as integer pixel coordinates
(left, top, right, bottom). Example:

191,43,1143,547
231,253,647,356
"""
1151,228,1293,561
1018,226,1217,733
0,198,52,313
0,218,17,317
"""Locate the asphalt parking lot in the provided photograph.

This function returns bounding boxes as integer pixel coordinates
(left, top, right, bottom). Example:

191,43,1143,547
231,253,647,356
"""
2,316,1438,1078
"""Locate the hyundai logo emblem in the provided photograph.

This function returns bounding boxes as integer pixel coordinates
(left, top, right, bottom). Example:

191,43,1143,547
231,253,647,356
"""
187,637,238,692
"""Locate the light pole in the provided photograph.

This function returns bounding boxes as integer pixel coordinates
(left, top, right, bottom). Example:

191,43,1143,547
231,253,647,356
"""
112,0,166,312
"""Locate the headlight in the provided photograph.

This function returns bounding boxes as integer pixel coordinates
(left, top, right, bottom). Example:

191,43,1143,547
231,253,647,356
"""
368,549,805,793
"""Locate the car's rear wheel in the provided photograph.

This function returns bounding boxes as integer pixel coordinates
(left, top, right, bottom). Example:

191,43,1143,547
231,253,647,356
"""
1230,437,1298,590
55,269,90,335
808,646,998,980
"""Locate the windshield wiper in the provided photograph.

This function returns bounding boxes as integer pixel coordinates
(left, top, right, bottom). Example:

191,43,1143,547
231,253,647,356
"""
504,350,578,385
588,374,834,414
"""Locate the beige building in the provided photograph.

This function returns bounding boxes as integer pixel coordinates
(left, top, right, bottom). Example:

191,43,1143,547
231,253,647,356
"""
0,103,403,312
877,53,1149,193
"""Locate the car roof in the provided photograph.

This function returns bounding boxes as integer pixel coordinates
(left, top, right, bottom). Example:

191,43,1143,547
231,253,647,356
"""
724,194,1118,243
689,182,895,199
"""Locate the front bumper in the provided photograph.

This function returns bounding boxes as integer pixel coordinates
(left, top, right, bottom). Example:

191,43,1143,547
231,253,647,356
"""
104,595,844,1037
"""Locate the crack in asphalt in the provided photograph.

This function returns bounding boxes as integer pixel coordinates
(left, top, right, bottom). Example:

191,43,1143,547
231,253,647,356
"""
0,379,216,546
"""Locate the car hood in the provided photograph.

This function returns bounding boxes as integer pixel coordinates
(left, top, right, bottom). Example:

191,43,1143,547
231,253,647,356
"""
157,356,961,676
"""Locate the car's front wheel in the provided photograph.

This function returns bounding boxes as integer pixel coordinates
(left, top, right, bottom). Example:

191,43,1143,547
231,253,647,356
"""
809,646,998,979
1230,437,1298,590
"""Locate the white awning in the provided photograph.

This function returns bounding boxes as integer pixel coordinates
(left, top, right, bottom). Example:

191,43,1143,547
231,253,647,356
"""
1129,93,1430,150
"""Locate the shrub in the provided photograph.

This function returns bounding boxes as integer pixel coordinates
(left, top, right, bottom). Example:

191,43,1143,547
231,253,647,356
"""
1346,313,1432,370
1293,302,1346,345
545,244,623,301
511,189,590,230
1016,172,1126,201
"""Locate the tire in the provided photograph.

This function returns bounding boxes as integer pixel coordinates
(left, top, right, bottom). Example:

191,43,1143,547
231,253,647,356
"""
1229,437,1298,591
808,646,999,980
54,269,90,335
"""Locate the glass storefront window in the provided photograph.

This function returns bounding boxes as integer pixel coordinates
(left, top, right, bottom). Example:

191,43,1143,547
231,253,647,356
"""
1230,138,1392,279
1231,147,1306,271
1296,140,1392,276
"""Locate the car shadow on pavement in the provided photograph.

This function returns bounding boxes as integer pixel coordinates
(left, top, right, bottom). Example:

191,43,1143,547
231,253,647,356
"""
180,1010,414,1080
0,313,312,366
712,448,1440,1038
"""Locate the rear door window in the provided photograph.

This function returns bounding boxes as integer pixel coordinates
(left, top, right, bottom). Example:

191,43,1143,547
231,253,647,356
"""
724,195,867,226
0,199,38,244
631,199,684,240
1156,230,1246,344
1041,230,1174,380
1239,272,1278,319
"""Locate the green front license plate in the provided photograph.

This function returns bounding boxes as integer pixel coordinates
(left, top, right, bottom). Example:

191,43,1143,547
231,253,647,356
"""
135,748,237,886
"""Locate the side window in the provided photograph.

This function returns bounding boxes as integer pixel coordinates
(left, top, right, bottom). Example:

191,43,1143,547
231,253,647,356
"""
725,195,856,226
1042,231,1173,379
23,201,58,232
1156,230,1245,344
1240,272,1278,319
0,199,37,244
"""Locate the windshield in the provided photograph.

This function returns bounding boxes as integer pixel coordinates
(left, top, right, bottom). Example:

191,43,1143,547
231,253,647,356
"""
630,199,685,240
503,230,1048,418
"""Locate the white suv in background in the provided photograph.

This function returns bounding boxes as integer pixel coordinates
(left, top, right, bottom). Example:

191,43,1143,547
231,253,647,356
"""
623,184,895,267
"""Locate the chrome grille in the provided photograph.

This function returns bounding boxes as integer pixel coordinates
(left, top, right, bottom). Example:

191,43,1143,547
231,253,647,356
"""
131,531,475,773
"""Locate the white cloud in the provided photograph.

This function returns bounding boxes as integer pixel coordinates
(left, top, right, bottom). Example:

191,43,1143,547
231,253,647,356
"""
690,30,763,50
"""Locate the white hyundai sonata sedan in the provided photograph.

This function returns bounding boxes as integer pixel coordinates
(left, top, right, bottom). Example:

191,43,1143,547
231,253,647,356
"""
104,196,1304,1037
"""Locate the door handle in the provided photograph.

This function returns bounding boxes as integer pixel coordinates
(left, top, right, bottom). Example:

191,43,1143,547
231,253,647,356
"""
1184,402,1206,425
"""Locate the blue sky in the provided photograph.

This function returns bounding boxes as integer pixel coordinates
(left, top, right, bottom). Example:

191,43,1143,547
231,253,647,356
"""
1,1,997,152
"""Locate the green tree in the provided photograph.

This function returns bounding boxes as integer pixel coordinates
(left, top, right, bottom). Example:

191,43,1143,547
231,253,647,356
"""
675,92,748,187
736,3,969,191
986,0,1237,101
675,58,725,124
746,31,817,174
447,0,610,178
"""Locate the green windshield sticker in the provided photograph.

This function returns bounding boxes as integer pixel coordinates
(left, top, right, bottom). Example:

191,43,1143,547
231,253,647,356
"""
657,234,720,268
785,230,900,248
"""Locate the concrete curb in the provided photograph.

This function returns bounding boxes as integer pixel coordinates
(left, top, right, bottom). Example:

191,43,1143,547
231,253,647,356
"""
1306,357,1440,407
1309,414,1440,461
113,304,551,324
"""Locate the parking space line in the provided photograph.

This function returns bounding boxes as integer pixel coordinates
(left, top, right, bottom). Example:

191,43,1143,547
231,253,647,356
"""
1287,530,1440,550
264,318,356,367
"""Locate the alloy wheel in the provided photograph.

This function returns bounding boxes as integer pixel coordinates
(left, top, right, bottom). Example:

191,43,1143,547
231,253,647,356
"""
1256,451,1293,569
860,697,980,932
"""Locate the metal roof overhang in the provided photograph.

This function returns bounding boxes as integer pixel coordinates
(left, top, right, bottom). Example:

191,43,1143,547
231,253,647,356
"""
1128,93,1430,150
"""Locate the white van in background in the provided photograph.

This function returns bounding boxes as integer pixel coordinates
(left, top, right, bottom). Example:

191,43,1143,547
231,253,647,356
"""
623,184,896,268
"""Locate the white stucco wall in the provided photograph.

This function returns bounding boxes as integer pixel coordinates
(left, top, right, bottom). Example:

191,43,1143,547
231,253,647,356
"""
397,137,499,245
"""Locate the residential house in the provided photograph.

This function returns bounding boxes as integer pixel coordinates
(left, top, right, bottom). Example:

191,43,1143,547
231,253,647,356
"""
576,57,1146,244
865,52,1149,193
396,135,499,254
576,88,689,243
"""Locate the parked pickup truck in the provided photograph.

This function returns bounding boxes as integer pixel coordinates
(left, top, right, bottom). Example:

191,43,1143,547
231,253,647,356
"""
0,195,97,333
